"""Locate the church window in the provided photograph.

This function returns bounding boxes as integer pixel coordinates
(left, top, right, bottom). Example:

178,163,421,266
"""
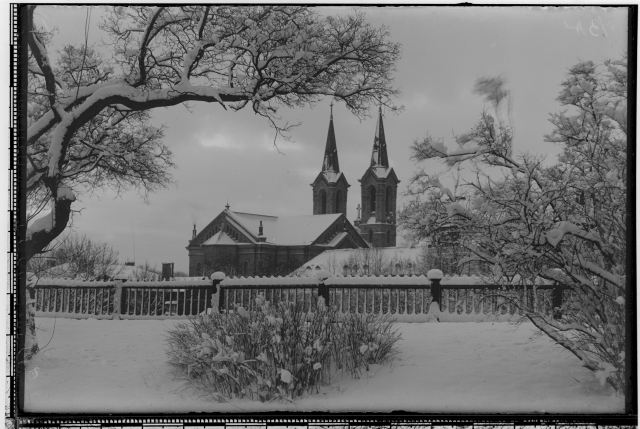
336,190,342,213
387,230,391,244
369,186,376,211
320,190,327,214
368,229,373,243
244,261,248,276
196,262,202,276
386,186,392,214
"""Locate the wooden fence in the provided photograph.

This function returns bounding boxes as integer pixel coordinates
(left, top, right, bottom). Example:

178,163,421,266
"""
31,274,566,322
218,275,565,322
32,278,216,320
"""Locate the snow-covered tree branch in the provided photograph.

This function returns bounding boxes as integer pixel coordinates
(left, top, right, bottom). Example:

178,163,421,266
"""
399,55,628,391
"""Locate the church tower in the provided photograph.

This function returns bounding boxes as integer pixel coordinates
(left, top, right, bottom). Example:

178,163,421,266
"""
357,106,400,247
311,104,350,216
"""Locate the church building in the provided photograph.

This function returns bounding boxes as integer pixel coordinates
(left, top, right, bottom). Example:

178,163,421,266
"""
186,105,399,276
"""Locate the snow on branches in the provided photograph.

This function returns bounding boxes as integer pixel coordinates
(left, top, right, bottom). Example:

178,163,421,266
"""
400,55,628,391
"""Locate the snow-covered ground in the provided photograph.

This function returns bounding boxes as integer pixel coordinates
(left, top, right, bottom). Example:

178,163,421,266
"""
24,318,623,413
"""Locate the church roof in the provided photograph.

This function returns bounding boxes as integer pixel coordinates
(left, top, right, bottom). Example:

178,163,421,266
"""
322,105,340,173
228,210,343,246
370,106,389,168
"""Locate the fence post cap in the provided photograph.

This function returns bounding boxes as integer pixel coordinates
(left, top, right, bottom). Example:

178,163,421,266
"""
211,271,226,281
427,269,443,280
315,269,331,282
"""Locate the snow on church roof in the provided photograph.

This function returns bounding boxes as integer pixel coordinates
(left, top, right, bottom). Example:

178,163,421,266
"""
302,247,426,270
322,170,344,183
203,230,239,245
228,211,342,245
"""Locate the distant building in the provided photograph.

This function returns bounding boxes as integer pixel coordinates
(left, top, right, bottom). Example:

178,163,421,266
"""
187,106,400,276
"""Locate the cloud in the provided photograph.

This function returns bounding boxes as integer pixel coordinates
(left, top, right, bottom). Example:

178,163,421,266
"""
196,132,245,150
404,92,433,110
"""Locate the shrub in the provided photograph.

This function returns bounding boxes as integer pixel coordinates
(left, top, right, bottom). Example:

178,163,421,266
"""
165,295,402,402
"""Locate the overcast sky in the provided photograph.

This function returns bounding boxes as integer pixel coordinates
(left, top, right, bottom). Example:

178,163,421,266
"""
31,5,627,274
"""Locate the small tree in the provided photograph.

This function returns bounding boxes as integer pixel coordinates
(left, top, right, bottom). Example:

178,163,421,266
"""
26,233,122,280
400,55,628,391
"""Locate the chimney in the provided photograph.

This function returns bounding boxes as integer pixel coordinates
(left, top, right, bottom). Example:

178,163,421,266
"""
162,262,174,280
257,221,266,242
192,224,197,239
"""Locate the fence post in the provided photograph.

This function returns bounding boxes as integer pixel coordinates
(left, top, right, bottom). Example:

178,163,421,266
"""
112,280,124,320
318,282,330,307
427,269,444,311
552,284,563,320
210,272,226,314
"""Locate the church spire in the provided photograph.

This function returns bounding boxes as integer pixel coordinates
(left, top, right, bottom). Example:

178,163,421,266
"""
322,102,340,172
370,105,389,167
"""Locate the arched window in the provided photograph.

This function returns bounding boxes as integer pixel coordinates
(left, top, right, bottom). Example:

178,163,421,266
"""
368,229,373,243
386,186,392,214
387,230,391,245
320,190,327,214
244,261,248,276
336,190,342,213
369,186,377,212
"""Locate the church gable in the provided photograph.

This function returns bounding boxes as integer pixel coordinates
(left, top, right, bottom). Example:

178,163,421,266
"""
311,215,368,248
360,166,399,185
192,211,255,246
312,171,349,188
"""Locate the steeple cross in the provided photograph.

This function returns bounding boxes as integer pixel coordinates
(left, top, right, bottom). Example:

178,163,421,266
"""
356,204,361,219
330,101,334,118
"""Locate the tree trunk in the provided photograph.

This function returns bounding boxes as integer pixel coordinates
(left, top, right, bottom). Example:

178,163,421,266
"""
25,284,39,360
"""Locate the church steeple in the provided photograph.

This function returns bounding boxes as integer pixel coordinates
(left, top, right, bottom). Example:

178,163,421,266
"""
322,102,340,172
311,102,349,216
370,105,389,168
358,105,399,247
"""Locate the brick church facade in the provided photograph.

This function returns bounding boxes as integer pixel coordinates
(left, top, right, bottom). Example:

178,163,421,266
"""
187,106,399,276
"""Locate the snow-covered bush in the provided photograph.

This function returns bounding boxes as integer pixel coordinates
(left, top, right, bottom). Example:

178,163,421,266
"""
165,296,401,402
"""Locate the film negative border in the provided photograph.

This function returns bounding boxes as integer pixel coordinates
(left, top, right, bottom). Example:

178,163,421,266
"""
7,2,19,426
5,421,639,428
5,4,637,428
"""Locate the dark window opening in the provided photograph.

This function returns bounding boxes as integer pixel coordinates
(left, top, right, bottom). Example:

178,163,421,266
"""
369,186,376,212
386,186,392,214
336,190,342,213
387,230,391,244
368,229,373,243
320,190,327,214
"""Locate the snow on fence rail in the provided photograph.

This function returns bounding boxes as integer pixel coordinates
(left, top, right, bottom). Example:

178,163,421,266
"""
31,274,566,322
